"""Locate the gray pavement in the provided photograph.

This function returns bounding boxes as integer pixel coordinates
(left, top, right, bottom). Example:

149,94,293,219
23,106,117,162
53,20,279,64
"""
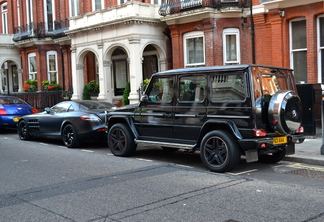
284,137,324,166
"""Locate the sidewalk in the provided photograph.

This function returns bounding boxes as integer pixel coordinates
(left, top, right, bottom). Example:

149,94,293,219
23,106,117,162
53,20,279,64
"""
284,137,324,166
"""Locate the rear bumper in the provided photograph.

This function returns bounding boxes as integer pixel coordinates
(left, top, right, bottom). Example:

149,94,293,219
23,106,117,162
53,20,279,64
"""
238,134,305,151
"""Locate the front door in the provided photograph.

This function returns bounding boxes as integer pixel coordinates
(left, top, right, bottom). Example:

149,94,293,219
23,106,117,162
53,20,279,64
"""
135,76,174,141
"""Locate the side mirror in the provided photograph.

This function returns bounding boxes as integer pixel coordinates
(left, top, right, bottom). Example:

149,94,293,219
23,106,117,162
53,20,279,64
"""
45,107,51,114
140,95,149,105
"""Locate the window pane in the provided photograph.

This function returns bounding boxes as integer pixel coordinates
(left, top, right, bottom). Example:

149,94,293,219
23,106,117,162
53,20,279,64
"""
29,56,37,73
292,20,306,49
320,17,324,47
211,74,245,101
95,0,101,10
226,34,237,62
179,76,206,102
293,51,307,83
186,37,204,64
148,77,173,102
48,54,56,71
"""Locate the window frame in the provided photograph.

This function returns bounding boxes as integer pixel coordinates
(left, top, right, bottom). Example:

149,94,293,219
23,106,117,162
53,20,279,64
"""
92,0,103,11
183,31,205,67
1,2,8,34
46,51,58,83
44,0,55,32
26,0,33,32
317,15,324,83
289,17,307,83
118,0,130,5
150,0,166,4
223,28,240,65
69,0,80,17
28,53,37,80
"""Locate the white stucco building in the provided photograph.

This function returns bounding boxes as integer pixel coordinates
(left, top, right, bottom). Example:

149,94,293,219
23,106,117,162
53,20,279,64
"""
66,1,168,105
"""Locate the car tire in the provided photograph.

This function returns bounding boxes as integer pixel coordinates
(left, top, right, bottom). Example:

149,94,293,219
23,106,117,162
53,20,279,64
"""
18,120,31,140
258,149,286,164
200,130,240,173
107,123,137,157
62,124,80,148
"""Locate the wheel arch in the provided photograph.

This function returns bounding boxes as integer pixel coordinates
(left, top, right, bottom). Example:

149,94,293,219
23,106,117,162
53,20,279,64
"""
107,116,139,139
197,120,243,148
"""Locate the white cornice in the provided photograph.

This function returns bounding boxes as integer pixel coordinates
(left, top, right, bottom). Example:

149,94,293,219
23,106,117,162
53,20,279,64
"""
262,0,323,10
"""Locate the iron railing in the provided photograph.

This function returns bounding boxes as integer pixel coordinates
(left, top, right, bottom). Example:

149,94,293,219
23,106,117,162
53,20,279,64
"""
159,0,247,16
13,19,69,42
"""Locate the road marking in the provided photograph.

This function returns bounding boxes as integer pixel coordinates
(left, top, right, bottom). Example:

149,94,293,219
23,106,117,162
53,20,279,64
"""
227,169,258,175
39,143,48,146
175,164,193,168
81,150,94,153
286,163,324,172
136,158,153,162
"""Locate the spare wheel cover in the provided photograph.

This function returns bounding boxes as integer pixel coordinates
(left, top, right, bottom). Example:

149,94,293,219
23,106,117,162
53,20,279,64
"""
268,90,303,134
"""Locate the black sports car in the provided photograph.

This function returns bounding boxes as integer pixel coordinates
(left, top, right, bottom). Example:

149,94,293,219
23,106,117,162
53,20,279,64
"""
18,100,115,148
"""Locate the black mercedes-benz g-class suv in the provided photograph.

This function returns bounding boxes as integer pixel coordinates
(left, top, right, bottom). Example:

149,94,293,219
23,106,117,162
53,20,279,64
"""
105,65,305,172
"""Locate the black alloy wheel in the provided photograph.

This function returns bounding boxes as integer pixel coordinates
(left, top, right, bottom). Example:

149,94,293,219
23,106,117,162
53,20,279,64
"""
62,124,80,148
200,130,240,173
18,120,31,140
107,123,137,156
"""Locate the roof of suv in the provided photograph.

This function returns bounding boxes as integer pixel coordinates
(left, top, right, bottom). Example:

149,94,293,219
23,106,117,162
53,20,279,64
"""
153,64,293,76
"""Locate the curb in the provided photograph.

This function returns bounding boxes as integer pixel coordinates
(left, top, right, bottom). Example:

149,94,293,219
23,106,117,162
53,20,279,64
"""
284,155,324,166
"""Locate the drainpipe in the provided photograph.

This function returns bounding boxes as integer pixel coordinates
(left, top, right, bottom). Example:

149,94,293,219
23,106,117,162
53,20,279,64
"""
250,0,256,64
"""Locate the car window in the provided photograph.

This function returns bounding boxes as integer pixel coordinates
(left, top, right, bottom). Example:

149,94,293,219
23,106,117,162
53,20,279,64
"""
147,77,174,102
51,102,71,113
179,75,206,102
0,97,25,104
211,73,246,101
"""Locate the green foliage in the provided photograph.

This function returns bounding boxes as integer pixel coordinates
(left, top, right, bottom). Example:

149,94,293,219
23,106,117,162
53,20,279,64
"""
82,80,99,100
122,82,130,106
143,78,150,91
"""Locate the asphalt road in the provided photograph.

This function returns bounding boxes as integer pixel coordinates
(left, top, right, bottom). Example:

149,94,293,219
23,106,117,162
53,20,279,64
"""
1,129,324,222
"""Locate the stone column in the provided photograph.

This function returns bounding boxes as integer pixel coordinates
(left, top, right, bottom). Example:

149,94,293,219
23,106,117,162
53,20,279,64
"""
128,35,143,104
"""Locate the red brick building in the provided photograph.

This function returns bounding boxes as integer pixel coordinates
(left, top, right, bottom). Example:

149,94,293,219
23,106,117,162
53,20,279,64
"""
0,0,323,103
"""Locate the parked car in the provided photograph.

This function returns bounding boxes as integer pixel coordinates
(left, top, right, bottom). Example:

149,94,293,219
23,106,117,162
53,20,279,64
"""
0,95,38,129
18,100,115,148
105,65,305,173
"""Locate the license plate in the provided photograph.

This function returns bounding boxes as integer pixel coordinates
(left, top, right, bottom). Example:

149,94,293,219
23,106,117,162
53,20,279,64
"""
13,117,21,122
273,136,287,144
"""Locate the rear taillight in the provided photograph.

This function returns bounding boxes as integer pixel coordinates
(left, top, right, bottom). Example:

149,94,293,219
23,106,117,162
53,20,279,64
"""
0,109,7,115
80,114,101,122
296,126,304,133
32,108,38,114
254,129,267,137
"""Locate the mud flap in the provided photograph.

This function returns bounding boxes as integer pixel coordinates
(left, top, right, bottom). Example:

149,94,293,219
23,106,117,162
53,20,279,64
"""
285,142,295,155
245,149,258,163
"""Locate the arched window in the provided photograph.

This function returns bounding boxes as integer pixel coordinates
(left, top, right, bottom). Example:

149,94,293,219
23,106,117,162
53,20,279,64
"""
1,2,8,34
28,53,37,80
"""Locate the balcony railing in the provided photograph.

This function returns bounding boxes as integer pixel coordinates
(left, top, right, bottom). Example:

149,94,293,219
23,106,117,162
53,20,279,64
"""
159,0,246,16
13,19,69,42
